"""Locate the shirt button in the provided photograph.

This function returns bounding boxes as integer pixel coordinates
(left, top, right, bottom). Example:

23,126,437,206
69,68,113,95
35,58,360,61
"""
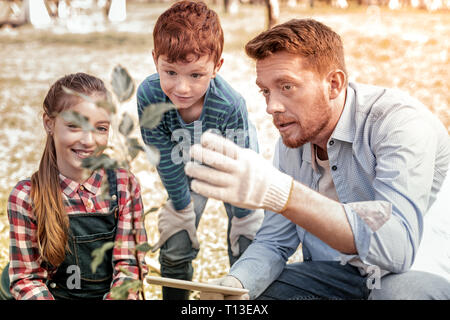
79,185,84,191
332,165,337,171
329,140,334,146
86,200,93,209
49,282,56,288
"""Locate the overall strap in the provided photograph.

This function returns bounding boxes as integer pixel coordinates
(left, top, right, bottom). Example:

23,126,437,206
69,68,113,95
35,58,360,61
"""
105,169,119,222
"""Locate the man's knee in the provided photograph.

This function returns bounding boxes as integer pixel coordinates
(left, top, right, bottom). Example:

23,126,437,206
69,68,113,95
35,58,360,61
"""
369,271,450,300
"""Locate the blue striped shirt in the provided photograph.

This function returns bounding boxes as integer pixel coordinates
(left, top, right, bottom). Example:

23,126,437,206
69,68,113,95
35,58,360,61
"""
229,82,450,299
137,73,254,213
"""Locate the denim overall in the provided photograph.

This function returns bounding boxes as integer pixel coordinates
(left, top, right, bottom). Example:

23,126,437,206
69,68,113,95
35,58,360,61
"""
0,169,118,300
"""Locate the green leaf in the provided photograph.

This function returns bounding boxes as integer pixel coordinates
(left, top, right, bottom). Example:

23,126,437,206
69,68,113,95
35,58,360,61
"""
139,103,175,130
61,110,94,132
91,241,115,273
143,144,160,166
99,176,111,201
96,92,117,114
111,65,135,102
82,154,119,171
62,86,94,103
110,279,142,300
126,137,144,160
118,266,134,277
143,206,159,218
136,242,152,253
119,113,134,136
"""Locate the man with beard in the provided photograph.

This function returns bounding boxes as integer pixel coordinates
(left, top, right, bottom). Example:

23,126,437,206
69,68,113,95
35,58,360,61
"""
185,19,450,300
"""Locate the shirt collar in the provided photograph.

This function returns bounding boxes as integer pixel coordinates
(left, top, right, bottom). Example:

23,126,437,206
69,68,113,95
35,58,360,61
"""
330,84,356,144
59,169,104,197
300,142,315,171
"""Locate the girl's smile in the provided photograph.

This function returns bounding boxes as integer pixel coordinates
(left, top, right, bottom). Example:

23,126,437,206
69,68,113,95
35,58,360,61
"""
44,99,110,183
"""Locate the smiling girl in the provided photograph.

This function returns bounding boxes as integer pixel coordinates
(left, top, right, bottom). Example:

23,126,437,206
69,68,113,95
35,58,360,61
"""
0,73,147,300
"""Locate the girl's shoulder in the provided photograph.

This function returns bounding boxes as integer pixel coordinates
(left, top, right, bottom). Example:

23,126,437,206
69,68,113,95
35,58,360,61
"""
8,179,33,216
9,179,32,200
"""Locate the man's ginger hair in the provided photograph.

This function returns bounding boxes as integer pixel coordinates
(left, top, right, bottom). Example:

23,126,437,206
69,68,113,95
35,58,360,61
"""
245,19,347,81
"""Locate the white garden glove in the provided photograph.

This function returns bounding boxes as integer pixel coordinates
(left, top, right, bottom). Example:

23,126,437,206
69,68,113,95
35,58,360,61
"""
151,200,199,252
200,276,249,300
229,209,264,256
185,131,294,213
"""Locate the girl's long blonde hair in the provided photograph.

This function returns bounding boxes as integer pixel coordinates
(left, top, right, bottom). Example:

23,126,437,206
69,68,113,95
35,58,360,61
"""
31,73,107,267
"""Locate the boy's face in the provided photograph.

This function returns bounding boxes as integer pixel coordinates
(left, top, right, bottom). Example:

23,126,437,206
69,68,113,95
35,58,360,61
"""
154,52,223,112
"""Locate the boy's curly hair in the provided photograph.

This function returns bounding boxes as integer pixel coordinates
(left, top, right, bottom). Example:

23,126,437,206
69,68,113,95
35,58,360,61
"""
153,1,224,65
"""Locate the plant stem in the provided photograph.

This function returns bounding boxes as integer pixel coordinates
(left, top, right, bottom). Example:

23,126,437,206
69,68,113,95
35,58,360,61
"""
128,178,146,300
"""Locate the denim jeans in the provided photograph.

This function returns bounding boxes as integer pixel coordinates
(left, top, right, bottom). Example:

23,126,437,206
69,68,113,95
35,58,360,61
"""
256,261,371,300
254,261,450,300
0,264,12,300
368,271,450,300
159,121,259,300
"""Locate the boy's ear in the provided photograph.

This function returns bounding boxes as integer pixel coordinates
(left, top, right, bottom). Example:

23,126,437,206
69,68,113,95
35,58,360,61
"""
152,50,159,72
212,58,224,78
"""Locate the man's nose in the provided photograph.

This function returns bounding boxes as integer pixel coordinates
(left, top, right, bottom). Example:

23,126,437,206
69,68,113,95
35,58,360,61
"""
266,94,285,115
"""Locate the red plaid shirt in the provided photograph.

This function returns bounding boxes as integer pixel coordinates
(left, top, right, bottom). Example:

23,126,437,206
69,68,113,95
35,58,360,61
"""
7,168,148,300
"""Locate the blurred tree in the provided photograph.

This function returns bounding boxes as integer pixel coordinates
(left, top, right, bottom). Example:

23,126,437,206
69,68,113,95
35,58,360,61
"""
224,0,239,13
0,0,26,27
265,0,279,29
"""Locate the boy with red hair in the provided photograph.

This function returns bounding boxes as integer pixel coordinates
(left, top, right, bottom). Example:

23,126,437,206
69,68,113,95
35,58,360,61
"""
137,1,262,300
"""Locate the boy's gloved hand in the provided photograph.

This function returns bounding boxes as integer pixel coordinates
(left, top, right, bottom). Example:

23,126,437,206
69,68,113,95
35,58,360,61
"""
185,131,294,213
229,209,264,257
151,200,199,252
200,276,249,300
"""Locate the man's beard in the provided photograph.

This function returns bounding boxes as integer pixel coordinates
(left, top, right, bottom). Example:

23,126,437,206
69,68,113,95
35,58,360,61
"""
278,94,332,149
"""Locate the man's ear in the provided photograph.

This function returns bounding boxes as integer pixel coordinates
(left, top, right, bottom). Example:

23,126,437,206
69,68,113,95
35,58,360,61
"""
212,58,224,78
326,69,346,100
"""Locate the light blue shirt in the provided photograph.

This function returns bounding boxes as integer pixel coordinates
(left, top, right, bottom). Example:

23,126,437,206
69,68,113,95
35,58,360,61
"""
229,82,450,299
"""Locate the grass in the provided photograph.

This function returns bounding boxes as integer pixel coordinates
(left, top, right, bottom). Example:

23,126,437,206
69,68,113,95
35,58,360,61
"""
0,1,448,300
0,29,153,49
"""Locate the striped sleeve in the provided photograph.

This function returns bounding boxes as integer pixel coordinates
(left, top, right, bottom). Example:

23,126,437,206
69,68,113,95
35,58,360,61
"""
137,77,191,211
223,97,250,148
7,180,55,300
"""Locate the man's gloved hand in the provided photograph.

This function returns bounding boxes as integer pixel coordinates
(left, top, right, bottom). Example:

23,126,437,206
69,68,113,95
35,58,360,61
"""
229,209,264,257
185,131,294,213
151,200,199,252
200,276,249,300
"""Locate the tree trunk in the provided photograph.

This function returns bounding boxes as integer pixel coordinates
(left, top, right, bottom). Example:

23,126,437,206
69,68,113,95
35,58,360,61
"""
224,0,239,14
265,0,279,29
